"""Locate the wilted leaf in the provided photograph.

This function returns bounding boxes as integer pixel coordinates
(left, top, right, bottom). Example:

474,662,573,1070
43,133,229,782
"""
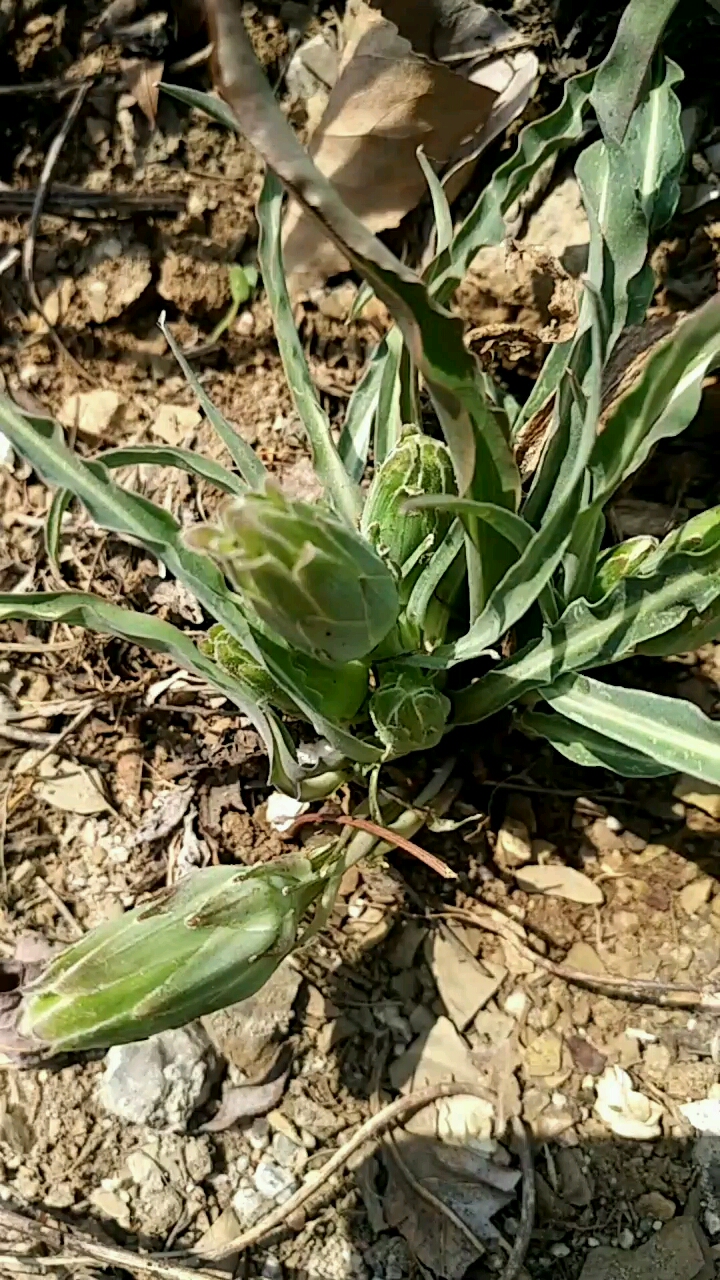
127,787,194,847
200,1061,290,1131
283,5,497,286
384,1131,520,1280
514,862,603,905
16,751,112,816
595,1065,663,1140
124,59,164,127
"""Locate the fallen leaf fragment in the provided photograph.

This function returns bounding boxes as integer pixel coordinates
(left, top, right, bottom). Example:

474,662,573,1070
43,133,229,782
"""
124,59,164,126
200,1065,291,1132
680,1098,720,1136
595,1065,663,1140
16,750,112,816
515,862,604,905
127,787,194,847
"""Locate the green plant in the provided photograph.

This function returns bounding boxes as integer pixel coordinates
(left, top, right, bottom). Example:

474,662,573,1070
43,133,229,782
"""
3,0,719,1052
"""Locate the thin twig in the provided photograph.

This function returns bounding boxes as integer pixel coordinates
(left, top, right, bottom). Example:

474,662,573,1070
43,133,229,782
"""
198,1081,529,1260
0,640,79,653
438,905,720,1011
0,1204,227,1280
287,814,457,880
0,724,59,747
22,82,92,383
502,1117,535,1280
35,877,84,938
1,188,186,217
27,699,97,773
0,77,97,97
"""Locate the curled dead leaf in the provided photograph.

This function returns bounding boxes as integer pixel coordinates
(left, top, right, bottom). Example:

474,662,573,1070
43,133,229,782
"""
514,862,604,905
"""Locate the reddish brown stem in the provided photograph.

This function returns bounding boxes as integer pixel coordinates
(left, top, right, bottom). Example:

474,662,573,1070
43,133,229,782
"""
287,814,457,880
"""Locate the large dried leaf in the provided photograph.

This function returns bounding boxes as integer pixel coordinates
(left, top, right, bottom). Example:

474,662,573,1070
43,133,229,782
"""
384,1132,519,1280
283,6,496,286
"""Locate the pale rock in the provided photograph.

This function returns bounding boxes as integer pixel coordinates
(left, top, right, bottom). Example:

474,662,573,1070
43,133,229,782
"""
99,1025,216,1130
58,389,123,438
233,1182,270,1226
679,877,714,916
253,1160,297,1201
202,960,301,1072
524,1031,563,1078
495,816,532,869
435,1093,494,1146
89,1186,131,1230
272,1130,306,1171
193,1204,242,1256
673,776,720,821
473,1006,514,1048
503,989,531,1020
137,1185,183,1238
681,1099,720,1136
151,404,201,445
636,1192,676,1222
389,1015,476,1092
566,941,608,976
126,1149,165,1193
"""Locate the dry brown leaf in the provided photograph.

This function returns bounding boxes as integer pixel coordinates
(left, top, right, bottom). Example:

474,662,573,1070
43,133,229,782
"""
15,751,112,816
283,5,496,286
514,863,604,905
124,59,164,126
384,1131,520,1280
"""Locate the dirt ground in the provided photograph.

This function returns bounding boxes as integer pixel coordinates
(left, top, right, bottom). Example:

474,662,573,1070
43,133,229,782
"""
2,2,720,1280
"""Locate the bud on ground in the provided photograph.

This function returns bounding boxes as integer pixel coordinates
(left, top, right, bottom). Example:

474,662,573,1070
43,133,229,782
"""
16,858,327,1054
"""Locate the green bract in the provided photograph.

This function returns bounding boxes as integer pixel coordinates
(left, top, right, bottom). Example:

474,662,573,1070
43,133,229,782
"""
187,486,399,665
18,857,326,1053
590,535,657,600
370,669,451,759
202,623,301,714
361,431,457,596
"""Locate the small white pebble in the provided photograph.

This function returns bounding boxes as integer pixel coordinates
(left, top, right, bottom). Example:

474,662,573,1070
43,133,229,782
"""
588,1239,600,1248
653,1220,663,1232
618,1229,634,1250
551,1243,571,1258
606,815,623,832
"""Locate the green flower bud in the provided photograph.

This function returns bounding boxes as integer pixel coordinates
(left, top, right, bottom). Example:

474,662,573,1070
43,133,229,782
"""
14,857,327,1054
591,535,658,601
361,432,457,598
369,668,451,759
188,487,398,665
203,624,302,715
204,624,369,724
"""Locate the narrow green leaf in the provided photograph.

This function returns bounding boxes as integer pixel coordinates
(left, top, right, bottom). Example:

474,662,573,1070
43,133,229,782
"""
453,528,720,722
257,171,362,525
590,0,681,145
575,140,649,351
431,70,595,304
374,327,404,466
45,487,73,573
405,520,464,633
338,338,386,482
625,57,685,230
0,590,301,793
518,706,674,777
590,293,720,506
406,495,533,556
348,279,375,322
94,445,247,496
417,147,453,255
545,671,720,785
159,315,267,489
512,339,571,441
